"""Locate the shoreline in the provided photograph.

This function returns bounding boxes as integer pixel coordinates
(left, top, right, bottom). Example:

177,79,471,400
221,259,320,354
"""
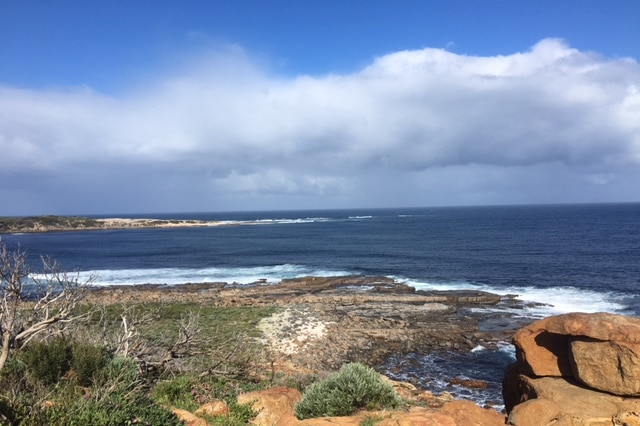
85,275,528,364
0,215,235,234
84,275,528,410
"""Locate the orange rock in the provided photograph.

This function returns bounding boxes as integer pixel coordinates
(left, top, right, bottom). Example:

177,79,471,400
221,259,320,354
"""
513,312,640,396
381,375,419,400
295,409,457,426
195,400,229,417
512,325,572,377
416,390,455,408
508,375,640,425
506,398,565,426
237,386,302,426
171,408,208,426
448,378,489,389
543,312,640,342
440,400,506,426
570,338,640,396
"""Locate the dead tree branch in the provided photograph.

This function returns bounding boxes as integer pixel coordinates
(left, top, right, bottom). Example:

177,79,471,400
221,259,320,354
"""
0,242,92,370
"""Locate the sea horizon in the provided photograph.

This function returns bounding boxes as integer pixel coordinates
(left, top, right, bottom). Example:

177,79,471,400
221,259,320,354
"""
4,200,640,220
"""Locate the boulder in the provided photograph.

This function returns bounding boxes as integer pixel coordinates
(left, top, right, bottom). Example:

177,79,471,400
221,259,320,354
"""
512,327,572,377
507,374,640,425
506,398,567,426
512,312,640,396
542,312,640,342
507,313,640,425
570,338,640,396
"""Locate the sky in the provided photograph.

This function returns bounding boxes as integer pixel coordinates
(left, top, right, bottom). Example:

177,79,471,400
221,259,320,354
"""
1,1,639,215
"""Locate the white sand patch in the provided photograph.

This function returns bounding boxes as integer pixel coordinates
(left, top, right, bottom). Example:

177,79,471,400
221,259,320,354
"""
258,308,329,355
95,218,227,228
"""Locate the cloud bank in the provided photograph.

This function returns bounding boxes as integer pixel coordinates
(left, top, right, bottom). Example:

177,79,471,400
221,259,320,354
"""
1,39,639,214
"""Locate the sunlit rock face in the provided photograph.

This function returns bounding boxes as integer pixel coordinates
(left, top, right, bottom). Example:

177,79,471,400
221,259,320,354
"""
506,312,640,426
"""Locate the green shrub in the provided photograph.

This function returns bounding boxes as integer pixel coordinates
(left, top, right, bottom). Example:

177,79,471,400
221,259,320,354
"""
294,363,402,419
71,342,110,386
27,393,183,426
19,338,111,387
19,336,73,385
94,356,140,391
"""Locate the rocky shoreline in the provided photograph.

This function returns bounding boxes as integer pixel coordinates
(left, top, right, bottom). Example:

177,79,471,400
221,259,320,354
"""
86,276,640,425
87,275,533,375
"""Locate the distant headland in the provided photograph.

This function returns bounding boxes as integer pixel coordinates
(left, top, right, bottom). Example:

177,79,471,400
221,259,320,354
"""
0,215,227,234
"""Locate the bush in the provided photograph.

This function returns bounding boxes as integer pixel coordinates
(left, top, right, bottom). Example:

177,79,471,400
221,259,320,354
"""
94,356,140,391
295,363,402,419
27,393,183,426
19,338,111,387
71,342,110,386
19,336,73,385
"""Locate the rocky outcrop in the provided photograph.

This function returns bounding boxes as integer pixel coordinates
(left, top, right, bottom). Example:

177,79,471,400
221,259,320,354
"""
505,312,640,425
511,312,640,395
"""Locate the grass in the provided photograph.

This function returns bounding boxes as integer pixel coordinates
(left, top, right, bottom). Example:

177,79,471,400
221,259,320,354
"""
80,302,276,349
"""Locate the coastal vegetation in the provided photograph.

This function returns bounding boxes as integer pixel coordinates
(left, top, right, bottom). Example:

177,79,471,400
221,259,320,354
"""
0,241,280,424
294,363,402,419
0,215,101,233
0,241,416,424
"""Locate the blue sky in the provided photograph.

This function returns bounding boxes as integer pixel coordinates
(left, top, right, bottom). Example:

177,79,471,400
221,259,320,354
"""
1,1,639,215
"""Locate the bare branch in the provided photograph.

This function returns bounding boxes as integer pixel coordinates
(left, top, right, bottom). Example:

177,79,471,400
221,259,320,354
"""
0,241,91,369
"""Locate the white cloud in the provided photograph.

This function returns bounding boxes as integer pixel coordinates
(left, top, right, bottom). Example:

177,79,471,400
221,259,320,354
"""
1,38,639,214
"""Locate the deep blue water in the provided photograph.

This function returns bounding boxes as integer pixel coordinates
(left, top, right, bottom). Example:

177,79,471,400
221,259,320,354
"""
3,203,640,406
4,203,639,315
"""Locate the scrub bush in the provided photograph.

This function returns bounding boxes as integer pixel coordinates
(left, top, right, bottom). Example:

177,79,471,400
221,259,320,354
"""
71,342,110,386
94,355,140,391
294,363,402,419
20,336,73,385
26,393,183,426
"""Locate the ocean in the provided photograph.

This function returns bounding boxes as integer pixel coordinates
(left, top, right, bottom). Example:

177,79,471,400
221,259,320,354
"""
3,203,640,407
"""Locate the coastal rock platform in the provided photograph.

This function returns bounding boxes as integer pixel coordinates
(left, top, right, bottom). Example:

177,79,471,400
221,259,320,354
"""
87,275,529,373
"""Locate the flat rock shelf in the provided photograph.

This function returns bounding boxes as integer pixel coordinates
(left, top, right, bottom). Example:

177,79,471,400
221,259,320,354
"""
86,275,532,373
